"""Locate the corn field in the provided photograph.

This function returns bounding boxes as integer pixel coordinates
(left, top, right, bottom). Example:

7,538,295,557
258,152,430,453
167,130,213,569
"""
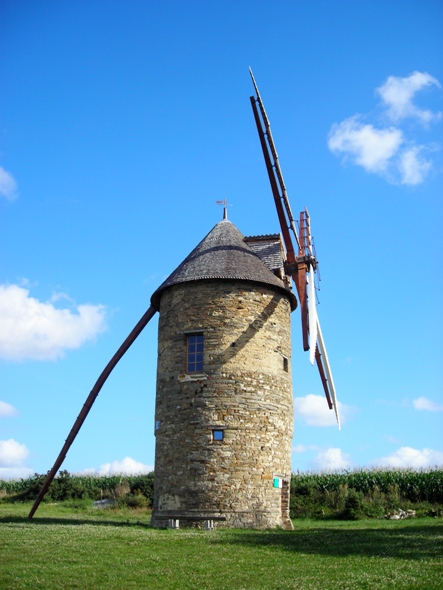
292,469,443,502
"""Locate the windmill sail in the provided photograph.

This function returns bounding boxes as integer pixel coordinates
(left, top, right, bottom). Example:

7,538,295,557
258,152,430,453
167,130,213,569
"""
249,68,340,427
307,272,317,365
317,320,340,429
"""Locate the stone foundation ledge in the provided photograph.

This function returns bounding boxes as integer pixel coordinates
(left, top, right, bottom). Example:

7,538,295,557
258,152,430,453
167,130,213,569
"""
151,510,293,530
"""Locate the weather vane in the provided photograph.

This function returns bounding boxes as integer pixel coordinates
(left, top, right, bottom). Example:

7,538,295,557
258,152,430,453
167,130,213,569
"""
216,199,232,219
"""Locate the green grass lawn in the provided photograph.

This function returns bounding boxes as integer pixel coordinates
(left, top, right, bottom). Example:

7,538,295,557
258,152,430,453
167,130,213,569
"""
1,502,442,589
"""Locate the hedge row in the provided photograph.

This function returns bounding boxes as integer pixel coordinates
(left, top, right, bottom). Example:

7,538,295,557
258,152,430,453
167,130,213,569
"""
1,469,442,519
0,470,154,506
290,469,443,519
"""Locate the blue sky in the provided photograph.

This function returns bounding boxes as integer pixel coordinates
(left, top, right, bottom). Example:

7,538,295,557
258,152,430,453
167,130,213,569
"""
1,0,442,479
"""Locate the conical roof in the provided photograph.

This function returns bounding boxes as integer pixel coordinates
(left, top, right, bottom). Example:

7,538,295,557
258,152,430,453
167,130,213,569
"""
151,219,296,310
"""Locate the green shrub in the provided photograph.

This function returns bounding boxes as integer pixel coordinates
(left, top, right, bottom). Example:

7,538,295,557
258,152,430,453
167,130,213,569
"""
117,492,148,509
0,471,155,507
289,469,443,519
341,489,364,520
128,472,154,506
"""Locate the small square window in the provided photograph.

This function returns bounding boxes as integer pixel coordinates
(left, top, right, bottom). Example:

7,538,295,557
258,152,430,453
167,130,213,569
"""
212,429,224,442
187,334,204,373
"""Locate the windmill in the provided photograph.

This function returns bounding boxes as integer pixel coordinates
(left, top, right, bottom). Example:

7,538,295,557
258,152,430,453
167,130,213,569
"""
249,68,340,428
28,70,339,524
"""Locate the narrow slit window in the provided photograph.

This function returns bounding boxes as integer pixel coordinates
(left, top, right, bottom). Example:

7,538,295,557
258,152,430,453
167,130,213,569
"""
187,333,204,373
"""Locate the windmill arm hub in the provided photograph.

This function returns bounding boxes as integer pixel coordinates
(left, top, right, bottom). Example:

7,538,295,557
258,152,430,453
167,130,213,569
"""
284,256,317,277
284,261,299,276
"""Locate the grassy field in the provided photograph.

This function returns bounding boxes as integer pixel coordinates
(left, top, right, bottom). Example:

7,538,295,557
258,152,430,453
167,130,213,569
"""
1,502,442,590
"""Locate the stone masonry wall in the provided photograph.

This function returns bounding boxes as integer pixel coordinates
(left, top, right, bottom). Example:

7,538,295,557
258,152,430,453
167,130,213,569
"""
151,279,294,529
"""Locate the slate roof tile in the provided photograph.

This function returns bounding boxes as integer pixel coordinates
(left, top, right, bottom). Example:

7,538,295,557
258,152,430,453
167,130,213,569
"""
150,219,296,310
244,235,285,275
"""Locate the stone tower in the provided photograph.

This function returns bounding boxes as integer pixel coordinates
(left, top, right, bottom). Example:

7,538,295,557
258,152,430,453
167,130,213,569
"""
150,216,296,529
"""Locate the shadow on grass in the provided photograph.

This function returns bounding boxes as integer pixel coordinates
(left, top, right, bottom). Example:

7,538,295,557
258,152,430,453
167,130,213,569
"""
0,515,153,528
214,523,443,561
1,514,442,561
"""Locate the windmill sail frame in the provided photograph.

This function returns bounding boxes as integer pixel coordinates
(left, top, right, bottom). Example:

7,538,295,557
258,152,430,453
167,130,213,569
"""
249,68,340,428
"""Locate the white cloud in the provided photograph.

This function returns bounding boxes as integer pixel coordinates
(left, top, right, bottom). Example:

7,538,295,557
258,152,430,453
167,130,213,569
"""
373,447,443,469
0,401,18,417
0,438,29,467
0,167,18,201
413,396,443,412
0,466,34,480
377,71,442,124
80,457,154,476
0,430,32,481
398,146,432,185
328,116,403,173
375,398,409,408
0,438,33,478
292,444,306,453
312,448,352,472
294,394,351,427
328,71,441,185
383,434,401,444
0,284,107,361
292,443,320,454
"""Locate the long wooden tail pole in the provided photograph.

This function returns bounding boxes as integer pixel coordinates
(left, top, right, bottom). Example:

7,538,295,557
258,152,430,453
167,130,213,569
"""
28,305,158,518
